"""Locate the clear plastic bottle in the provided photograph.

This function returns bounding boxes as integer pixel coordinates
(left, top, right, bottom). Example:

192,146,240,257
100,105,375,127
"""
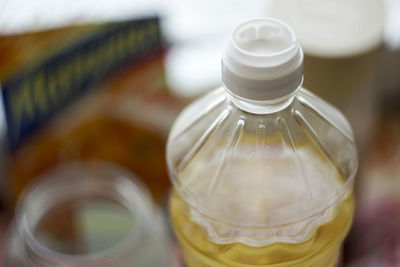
167,18,358,266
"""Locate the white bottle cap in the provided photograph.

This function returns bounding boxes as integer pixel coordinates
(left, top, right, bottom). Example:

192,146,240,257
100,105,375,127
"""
222,18,303,101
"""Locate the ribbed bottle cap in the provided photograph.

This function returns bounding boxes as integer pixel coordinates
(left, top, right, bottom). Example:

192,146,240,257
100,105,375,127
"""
222,18,303,101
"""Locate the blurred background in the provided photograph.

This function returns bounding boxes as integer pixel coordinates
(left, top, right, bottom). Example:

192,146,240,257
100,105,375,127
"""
0,0,399,266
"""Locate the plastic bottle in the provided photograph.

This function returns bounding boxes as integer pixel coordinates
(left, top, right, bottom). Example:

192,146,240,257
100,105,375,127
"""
167,18,358,267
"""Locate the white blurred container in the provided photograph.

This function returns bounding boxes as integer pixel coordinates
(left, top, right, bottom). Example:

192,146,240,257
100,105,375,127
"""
272,0,385,150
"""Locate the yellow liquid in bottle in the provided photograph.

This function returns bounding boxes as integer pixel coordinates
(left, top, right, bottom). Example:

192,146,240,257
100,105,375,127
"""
170,190,354,267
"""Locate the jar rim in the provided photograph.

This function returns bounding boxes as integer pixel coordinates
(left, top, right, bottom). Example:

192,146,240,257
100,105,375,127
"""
14,161,153,265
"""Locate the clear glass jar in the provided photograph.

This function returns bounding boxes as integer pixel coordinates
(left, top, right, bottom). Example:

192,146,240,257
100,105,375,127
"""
5,161,172,267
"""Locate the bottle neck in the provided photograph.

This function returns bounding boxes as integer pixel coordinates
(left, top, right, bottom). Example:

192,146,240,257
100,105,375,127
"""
226,87,299,114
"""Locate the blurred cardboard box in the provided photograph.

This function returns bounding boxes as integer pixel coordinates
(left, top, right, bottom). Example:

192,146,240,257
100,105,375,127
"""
0,17,185,207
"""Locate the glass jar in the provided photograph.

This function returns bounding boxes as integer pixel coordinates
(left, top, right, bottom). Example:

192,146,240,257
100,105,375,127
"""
5,161,172,267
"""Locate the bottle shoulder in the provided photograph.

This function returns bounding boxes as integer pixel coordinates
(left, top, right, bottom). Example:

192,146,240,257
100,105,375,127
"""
168,87,357,173
166,86,358,244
